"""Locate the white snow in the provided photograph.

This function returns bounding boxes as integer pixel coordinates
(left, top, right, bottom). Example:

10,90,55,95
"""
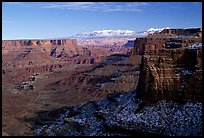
80,30,137,37
101,82,109,88
147,27,170,34
70,27,170,38
187,43,202,49
181,70,193,75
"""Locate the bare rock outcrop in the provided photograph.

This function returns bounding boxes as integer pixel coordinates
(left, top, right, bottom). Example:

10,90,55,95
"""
136,44,202,103
160,28,202,37
128,28,203,103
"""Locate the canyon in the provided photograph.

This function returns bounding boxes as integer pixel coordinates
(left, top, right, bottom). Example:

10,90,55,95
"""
2,28,202,136
2,36,136,135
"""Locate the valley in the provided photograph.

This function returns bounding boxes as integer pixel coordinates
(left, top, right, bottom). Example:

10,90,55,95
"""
2,34,138,135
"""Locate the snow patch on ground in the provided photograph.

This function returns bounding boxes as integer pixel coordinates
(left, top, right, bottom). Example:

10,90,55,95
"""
187,43,202,49
181,70,193,75
33,91,202,136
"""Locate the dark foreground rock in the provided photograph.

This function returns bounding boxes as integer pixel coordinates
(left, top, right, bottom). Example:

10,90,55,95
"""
31,91,202,136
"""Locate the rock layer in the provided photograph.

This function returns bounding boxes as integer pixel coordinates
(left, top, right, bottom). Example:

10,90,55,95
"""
2,39,105,82
137,48,202,103
160,28,202,36
133,28,202,103
2,39,77,47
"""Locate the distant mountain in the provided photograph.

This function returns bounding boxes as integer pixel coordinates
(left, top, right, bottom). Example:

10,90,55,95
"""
147,27,170,34
71,30,137,38
70,27,170,39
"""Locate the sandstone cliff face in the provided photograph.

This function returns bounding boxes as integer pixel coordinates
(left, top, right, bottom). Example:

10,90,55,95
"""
2,39,94,65
136,48,202,103
129,37,167,65
130,37,168,56
2,39,103,82
2,39,78,47
130,29,202,103
160,28,202,36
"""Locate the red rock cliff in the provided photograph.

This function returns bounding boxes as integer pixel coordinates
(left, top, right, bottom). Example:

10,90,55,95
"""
2,39,78,47
160,28,202,36
130,29,202,103
136,48,202,103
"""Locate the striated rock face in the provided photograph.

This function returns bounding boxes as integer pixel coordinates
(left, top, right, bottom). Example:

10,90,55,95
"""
2,39,85,60
2,39,107,67
2,39,78,47
129,37,167,65
136,46,202,103
134,38,167,55
2,39,91,64
128,28,202,103
2,39,104,83
160,28,202,36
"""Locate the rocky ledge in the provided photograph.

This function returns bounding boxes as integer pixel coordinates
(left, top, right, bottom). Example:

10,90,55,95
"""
31,91,202,136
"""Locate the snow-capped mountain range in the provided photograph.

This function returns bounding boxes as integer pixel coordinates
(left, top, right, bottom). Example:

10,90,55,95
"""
147,27,170,34
70,27,170,38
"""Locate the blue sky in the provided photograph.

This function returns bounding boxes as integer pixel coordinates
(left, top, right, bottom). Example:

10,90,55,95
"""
2,2,202,40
